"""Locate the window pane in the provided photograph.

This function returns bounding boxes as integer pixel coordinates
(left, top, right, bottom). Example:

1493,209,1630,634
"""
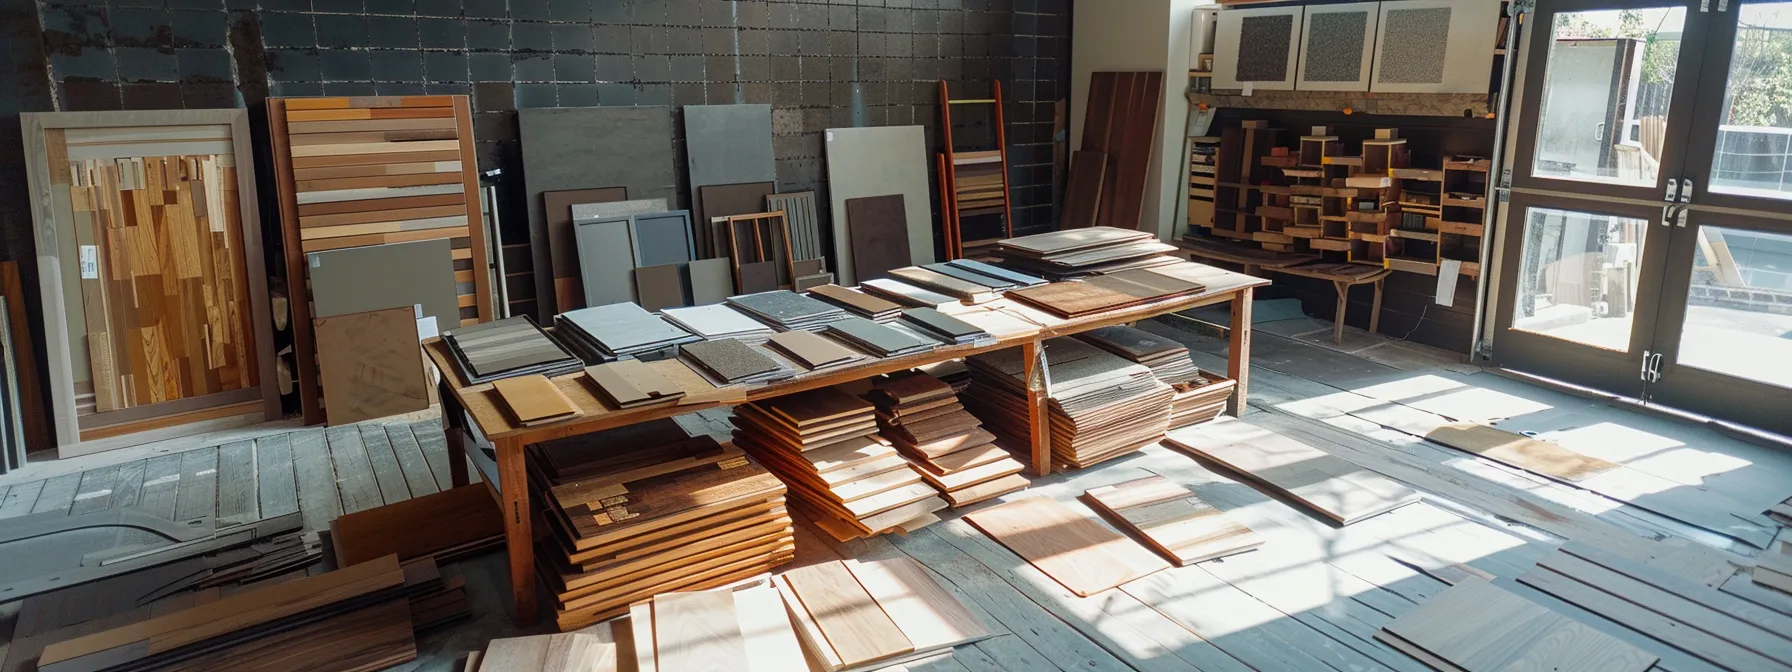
1512,207,1650,352
1674,225,1792,388
1531,9,1685,187
1708,2,1792,201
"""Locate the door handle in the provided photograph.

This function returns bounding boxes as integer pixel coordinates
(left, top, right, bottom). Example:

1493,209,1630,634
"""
1595,121,1607,141
1678,179,1694,204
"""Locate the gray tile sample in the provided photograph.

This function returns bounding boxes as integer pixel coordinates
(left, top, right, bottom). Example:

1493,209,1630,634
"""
690,258,735,305
520,106,676,320
661,304,774,341
825,126,935,285
825,316,936,357
557,302,697,355
726,290,846,328
1236,14,1294,82
308,238,458,329
946,259,1047,287
632,210,695,267
684,105,776,190
1302,11,1368,82
569,199,669,225
859,278,958,308
573,215,639,309
1377,7,1451,84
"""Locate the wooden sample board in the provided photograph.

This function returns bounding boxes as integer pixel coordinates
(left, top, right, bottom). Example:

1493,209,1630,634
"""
479,633,617,672
314,307,429,426
492,374,581,426
1061,151,1108,229
846,195,913,283
519,106,676,320
781,561,915,667
825,126,934,285
1425,423,1621,482
21,110,280,455
962,496,1170,596
331,485,503,567
634,583,805,672
1380,576,1658,672
1163,420,1418,525
1080,72,1166,231
1082,475,1262,566
268,96,490,426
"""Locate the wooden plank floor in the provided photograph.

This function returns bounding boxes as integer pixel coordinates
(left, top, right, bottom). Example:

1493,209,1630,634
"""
0,320,1785,672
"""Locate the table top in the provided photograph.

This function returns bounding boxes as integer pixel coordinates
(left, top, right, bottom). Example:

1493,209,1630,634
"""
426,260,1267,445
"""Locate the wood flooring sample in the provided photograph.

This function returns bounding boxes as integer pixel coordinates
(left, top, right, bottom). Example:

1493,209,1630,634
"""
732,584,808,672
315,307,429,425
782,560,914,666
845,557,990,650
492,374,580,426
1381,576,1656,672
653,590,747,671
1083,475,1262,566
1425,423,1620,482
1164,421,1418,525
481,633,615,672
962,497,1170,596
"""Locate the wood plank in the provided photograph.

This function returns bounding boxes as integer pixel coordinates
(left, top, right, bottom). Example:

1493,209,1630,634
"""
1081,475,1263,566
69,465,120,515
299,226,469,253
134,454,183,520
104,460,148,511
285,117,459,135
1425,423,1620,482
783,561,915,666
213,440,258,524
1162,419,1419,525
1539,550,1792,666
1123,561,1350,671
294,183,462,205
27,473,77,516
289,428,343,532
386,423,440,498
727,584,805,672
358,423,412,506
1386,576,1657,672
286,107,455,122
845,557,991,652
293,171,462,193
315,308,430,426
290,140,461,159
171,447,218,521
285,96,455,110
291,160,461,182
290,149,461,171
653,590,748,671
254,434,299,519
961,497,1170,597
1519,565,1786,672
285,129,457,147
1562,542,1791,637
293,192,464,217
331,485,502,567
410,420,457,491
298,204,465,229
326,424,384,514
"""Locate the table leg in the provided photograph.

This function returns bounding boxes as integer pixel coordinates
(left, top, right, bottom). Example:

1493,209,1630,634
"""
494,436,538,626
1370,279,1385,336
1228,288,1252,417
1333,281,1349,345
440,379,469,488
1022,339,1052,477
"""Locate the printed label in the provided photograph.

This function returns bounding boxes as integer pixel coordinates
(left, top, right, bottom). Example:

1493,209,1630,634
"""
79,246,98,279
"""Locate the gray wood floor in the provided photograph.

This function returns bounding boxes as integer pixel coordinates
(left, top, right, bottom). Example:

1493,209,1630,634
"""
2,316,1788,672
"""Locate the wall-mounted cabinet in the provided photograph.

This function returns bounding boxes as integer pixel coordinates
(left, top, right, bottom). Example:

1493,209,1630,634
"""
1211,0,1501,95
1212,6,1303,91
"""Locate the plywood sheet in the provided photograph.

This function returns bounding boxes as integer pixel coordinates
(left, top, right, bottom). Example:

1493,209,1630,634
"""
519,107,676,319
1061,151,1107,229
308,238,458,329
1079,73,1167,231
331,485,502,567
315,307,428,426
962,497,1170,597
845,557,990,651
825,126,934,285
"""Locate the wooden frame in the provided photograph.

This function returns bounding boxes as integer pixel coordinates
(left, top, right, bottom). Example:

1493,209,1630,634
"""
21,110,279,457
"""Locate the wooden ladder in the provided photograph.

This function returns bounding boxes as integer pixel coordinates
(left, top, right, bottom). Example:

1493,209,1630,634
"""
937,80,1015,260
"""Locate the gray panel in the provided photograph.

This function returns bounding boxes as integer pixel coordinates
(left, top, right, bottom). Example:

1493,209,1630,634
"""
307,239,458,329
767,191,821,261
825,126,935,285
632,211,695,267
684,105,776,188
690,258,734,305
1303,11,1368,82
1236,14,1294,82
519,106,676,320
574,215,640,308
1377,8,1451,84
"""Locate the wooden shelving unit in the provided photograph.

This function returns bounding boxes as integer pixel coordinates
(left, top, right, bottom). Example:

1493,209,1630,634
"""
1187,136,1219,231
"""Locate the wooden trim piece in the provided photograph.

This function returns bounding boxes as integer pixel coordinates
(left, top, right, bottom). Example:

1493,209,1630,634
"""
296,192,465,218
292,150,461,171
294,171,463,193
453,96,494,323
299,204,467,229
286,129,458,146
270,99,323,425
286,107,456,122
298,216,467,241
290,140,461,159
287,118,458,135
77,400,262,442
285,95,456,110
292,160,461,181
299,226,469,253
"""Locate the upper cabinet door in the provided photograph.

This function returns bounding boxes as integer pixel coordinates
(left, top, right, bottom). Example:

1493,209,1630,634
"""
1213,6,1305,91
1369,0,1502,93
1296,2,1381,92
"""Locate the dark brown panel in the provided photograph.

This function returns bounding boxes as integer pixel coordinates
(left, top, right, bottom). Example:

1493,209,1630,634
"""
1062,151,1108,229
846,195,912,282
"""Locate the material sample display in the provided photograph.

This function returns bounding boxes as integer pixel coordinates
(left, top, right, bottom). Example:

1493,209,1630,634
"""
1370,0,1501,93
1297,3,1379,91
314,307,429,426
1214,7,1302,90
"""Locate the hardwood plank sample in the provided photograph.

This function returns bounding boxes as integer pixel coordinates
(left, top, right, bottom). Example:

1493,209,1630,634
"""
482,633,614,672
782,561,915,666
1383,576,1658,672
846,195,913,283
962,497,1170,597
845,557,991,651
732,583,808,672
1082,475,1262,566
1162,421,1418,525
314,307,429,426
653,590,748,671
331,485,502,567
1425,423,1621,482
491,374,581,426
1061,151,1108,229
826,126,934,284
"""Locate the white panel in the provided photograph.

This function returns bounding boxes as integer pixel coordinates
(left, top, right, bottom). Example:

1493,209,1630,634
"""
824,126,934,286
1370,0,1501,93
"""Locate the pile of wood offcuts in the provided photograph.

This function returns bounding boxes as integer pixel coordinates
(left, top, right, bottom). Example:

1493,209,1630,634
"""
866,369,1028,507
731,387,947,542
527,419,794,630
965,337,1173,469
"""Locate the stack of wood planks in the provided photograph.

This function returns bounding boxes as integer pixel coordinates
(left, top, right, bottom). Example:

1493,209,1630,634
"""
965,338,1173,469
771,558,993,671
527,420,794,630
626,582,807,671
1074,325,1235,429
1378,574,1660,672
329,484,505,569
865,370,1027,508
731,386,947,542
991,226,1178,279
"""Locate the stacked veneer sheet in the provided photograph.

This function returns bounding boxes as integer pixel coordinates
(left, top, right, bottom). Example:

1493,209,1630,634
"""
771,558,993,671
806,283,903,322
767,330,866,372
1073,325,1233,428
859,278,959,309
492,374,582,426
888,267,1001,304
730,386,945,542
443,316,585,384
554,302,701,363
965,338,1173,469
626,583,808,672
680,337,794,385
942,258,1047,288
660,304,776,344
727,290,849,332
900,307,991,346
992,226,1179,278
1007,267,1207,319
866,370,1026,508
525,422,793,630
824,316,938,358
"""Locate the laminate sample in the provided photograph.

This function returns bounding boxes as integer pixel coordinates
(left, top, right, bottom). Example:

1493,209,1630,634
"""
826,126,934,284
963,497,1170,596
1297,3,1379,91
782,561,914,666
586,359,685,408
482,633,616,672
492,374,581,426
1162,421,1418,525
846,195,913,282
442,316,583,383
859,279,958,309
806,284,903,321
1213,8,1302,89
573,215,638,308
634,264,690,312
543,187,629,312
1425,423,1621,482
520,107,676,319
682,339,783,384
308,238,458,329
1062,151,1108,229
844,557,991,651
315,308,429,426
632,210,696,268
1370,0,1501,93
660,305,773,343
768,331,863,370
1382,576,1657,672
1082,475,1262,565
689,258,735,305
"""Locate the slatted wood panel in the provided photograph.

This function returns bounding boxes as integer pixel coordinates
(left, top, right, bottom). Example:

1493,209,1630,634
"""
269,96,492,425
1080,72,1166,231
21,111,279,455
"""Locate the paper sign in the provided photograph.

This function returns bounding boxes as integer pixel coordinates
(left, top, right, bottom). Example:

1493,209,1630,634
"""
1436,259,1461,307
79,245,98,279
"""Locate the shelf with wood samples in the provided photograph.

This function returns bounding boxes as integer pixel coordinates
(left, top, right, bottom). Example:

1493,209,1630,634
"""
426,261,1269,628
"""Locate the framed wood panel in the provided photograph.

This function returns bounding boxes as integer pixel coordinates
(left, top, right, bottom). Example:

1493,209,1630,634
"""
21,110,279,457
1369,0,1501,93
1213,6,1304,91
269,95,492,425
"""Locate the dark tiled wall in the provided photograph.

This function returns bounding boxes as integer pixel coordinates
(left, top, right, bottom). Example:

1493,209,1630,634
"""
19,0,1073,259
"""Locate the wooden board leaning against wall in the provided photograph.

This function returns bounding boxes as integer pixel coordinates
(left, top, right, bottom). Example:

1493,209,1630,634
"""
20,110,280,458
268,95,494,426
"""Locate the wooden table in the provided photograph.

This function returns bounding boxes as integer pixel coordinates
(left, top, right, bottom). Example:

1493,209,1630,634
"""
425,261,1267,625
1180,240,1390,345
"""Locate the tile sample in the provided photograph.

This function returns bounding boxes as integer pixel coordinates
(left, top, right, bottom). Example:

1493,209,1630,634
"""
632,210,695,268
308,238,459,330
315,307,429,426
1297,3,1379,91
1371,0,1501,93
1213,7,1303,90
825,126,935,285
